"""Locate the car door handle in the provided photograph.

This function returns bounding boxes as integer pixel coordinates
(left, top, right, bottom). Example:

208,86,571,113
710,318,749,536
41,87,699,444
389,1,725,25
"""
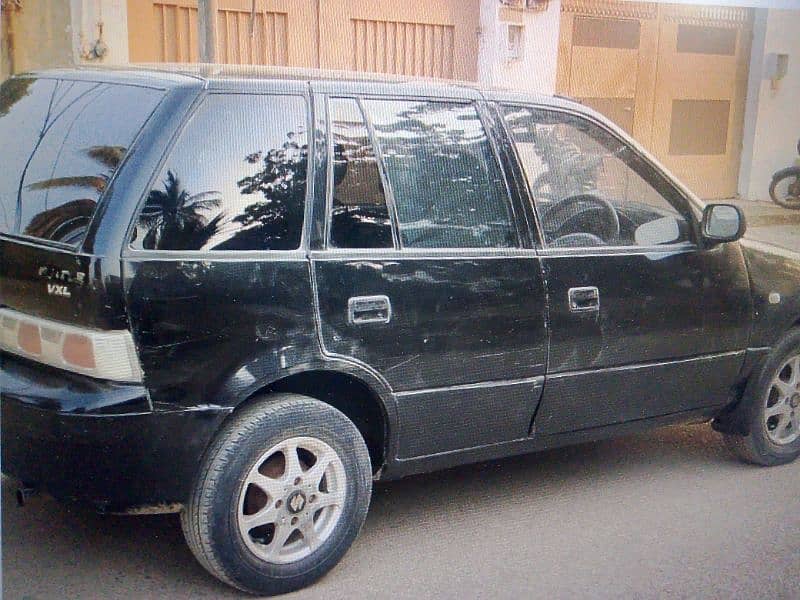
568,286,600,313
347,295,392,325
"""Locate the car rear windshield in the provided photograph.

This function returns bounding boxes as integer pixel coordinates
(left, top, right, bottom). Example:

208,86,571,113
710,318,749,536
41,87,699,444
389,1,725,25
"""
0,77,164,246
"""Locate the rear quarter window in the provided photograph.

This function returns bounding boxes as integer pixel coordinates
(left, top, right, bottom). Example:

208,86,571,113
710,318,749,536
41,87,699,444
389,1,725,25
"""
130,93,308,252
0,77,164,246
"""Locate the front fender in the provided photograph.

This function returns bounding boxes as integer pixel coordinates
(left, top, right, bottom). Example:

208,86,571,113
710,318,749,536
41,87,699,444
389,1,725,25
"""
741,238,800,348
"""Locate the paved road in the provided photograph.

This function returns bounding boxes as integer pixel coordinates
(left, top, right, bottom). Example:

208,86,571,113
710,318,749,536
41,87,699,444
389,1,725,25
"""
735,200,800,250
3,424,800,599
4,200,800,599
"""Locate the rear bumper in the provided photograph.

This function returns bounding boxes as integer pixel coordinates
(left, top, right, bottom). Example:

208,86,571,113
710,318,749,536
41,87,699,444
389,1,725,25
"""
1,353,231,512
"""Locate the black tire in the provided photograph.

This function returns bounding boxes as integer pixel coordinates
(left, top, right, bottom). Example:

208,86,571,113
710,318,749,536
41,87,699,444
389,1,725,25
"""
723,329,800,466
181,393,372,595
769,171,800,209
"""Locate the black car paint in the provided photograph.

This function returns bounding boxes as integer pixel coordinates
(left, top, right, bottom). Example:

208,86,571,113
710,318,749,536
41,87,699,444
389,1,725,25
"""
2,67,799,511
310,82,549,459
2,354,230,511
740,238,800,347
536,243,752,433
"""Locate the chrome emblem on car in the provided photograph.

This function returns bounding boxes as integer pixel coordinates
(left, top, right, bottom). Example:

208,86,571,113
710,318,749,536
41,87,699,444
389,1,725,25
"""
38,266,86,285
47,284,71,297
287,491,306,514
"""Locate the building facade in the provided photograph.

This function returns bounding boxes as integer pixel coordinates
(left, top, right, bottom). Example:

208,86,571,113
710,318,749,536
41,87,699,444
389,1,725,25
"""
1,0,798,200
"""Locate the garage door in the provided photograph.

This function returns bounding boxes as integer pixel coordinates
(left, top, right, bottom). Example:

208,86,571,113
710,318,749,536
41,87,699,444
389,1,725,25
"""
127,0,316,66
127,0,479,80
556,1,752,199
318,0,479,79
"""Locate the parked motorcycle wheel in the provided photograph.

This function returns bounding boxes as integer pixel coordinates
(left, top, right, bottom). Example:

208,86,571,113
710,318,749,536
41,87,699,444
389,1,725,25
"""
769,169,800,209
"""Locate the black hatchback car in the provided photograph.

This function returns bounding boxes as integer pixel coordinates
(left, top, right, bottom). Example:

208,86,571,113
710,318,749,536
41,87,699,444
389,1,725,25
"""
2,66,800,595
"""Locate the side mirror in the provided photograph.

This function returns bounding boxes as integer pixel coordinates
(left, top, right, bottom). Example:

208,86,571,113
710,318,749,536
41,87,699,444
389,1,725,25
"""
701,203,745,244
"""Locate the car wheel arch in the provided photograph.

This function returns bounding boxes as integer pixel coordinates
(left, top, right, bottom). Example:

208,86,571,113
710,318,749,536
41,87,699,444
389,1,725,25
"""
213,359,396,476
714,325,800,436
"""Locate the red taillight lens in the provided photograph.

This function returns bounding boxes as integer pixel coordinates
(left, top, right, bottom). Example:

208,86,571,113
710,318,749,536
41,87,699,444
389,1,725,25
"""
0,308,142,383
18,322,42,355
62,333,96,369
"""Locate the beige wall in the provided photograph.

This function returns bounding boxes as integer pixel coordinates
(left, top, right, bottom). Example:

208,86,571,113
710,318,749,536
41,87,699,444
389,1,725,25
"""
1,9,11,81
3,1,74,75
740,8,800,201
71,0,130,66
0,0,129,82
478,0,561,94
128,0,479,79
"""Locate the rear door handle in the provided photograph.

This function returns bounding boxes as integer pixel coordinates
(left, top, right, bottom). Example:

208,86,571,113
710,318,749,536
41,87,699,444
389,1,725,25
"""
568,286,600,313
348,295,392,325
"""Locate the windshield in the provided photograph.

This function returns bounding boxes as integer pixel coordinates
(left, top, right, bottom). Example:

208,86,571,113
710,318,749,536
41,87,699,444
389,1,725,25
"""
0,77,163,246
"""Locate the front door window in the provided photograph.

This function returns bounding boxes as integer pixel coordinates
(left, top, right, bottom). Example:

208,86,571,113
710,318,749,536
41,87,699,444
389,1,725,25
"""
501,105,694,249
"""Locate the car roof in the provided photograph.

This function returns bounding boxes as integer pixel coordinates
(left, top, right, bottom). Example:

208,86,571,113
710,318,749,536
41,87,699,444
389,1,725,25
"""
17,63,585,111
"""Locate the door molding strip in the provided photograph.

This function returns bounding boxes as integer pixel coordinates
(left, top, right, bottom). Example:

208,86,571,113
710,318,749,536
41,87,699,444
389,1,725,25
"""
548,349,745,379
395,375,545,397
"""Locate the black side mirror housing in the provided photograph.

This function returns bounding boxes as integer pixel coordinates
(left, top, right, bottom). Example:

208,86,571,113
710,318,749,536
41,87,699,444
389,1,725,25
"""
701,203,746,244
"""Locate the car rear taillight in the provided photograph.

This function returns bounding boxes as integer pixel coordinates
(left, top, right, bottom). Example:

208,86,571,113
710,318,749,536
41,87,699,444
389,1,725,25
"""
0,308,143,383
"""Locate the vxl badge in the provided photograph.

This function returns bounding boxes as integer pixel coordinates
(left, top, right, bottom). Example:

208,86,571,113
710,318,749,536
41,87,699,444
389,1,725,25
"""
38,266,86,298
47,284,71,297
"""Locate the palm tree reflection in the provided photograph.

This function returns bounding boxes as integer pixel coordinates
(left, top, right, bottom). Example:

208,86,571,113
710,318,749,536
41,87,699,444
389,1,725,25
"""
138,133,307,251
138,171,222,251
22,145,127,244
0,78,34,117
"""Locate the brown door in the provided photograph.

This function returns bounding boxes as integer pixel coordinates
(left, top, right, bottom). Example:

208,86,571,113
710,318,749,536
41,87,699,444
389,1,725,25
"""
556,1,659,143
650,5,752,199
556,1,752,199
127,0,479,81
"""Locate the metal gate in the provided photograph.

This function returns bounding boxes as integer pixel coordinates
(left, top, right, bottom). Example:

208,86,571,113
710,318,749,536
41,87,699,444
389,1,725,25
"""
556,1,753,199
127,0,479,80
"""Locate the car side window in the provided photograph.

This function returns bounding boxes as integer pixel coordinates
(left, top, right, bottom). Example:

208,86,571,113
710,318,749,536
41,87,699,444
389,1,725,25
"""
328,98,393,249
362,99,518,249
501,105,693,249
131,94,308,251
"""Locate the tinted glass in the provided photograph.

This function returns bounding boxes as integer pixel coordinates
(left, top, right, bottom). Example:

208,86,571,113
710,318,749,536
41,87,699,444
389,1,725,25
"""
132,94,308,251
0,78,163,246
328,98,392,249
502,105,692,248
363,99,517,249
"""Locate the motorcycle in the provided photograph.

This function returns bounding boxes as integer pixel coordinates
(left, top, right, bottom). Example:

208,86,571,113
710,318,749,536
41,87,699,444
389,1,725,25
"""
770,138,800,209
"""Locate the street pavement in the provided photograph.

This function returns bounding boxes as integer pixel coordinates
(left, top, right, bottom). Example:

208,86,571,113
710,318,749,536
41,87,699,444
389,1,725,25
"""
3,424,800,599
3,200,800,599
735,199,800,250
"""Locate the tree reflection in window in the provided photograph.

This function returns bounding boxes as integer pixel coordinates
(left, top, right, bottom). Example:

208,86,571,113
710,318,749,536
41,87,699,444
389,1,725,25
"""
328,98,393,249
363,99,517,249
0,78,162,245
133,95,308,252
23,145,126,244
137,171,223,250
0,77,34,118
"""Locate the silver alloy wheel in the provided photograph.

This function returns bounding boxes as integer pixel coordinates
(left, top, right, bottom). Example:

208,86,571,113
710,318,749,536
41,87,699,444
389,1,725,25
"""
237,436,347,564
764,354,800,445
